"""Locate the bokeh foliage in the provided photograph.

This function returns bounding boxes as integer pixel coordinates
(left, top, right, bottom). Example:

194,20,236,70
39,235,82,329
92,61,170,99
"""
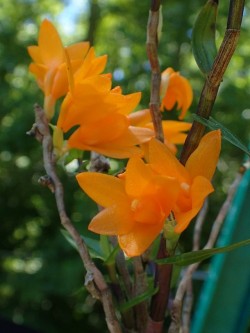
0,0,249,332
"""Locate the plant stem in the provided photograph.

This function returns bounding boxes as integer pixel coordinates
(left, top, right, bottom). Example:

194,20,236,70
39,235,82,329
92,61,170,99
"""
109,236,136,330
180,0,245,165
132,257,149,332
31,104,122,333
146,235,173,333
146,2,175,332
146,0,164,142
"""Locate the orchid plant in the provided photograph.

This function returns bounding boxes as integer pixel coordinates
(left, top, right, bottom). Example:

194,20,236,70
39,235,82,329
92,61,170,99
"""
27,1,249,332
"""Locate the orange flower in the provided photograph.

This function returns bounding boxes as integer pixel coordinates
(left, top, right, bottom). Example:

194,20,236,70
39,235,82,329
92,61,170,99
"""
27,19,90,118
129,109,191,153
76,130,221,256
57,55,154,159
160,67,193,120
76,157,180,256
148,130,221,233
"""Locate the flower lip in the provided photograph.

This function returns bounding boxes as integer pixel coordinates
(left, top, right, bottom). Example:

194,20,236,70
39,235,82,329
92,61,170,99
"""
180,182,190,192
130,195,165,225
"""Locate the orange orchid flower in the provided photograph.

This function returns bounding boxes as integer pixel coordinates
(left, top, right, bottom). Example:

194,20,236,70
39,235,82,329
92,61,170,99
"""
129,109,191,154
76,130,221,256
76,157,180,257
27,19,90,119
160,67,193,120
148,130,221,233
57,58,154,159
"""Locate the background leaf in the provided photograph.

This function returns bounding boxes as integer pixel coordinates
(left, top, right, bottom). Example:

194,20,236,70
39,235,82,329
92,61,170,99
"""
156,238,250,266
118,282,158,312
193,115,250,156
61,229,104,260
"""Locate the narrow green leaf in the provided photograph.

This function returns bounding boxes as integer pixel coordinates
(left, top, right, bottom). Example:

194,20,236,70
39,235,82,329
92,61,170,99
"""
156,238,250,266
118,285,159,312
61,229,105,260
82,236,104,260
100,235,112,259
104,245,120,266
193,114,250,156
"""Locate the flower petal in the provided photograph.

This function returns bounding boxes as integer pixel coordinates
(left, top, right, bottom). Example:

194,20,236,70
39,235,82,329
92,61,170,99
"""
51,63,68,98
129,126,154,144
111,92,141,116
125,157,155,197
160,69,193,119
38,19,64,67
118,222,163,257
27,46,43,63
57,76,112,131
186,130,221,180
28,63,46,89
148,176,180,215
88,143,143,159
88,204,134,235
69,113,129,146
68,126,152,159
76,172,129,207
68,136,143,159
149,138,190,183
161,120,192,144
174,176,214,233
128,109,152,127
66,42,90,61
132,196,164,225
74,47,107,81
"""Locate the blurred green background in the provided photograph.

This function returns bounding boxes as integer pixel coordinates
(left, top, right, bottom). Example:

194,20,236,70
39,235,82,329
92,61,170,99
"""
1,1,250,332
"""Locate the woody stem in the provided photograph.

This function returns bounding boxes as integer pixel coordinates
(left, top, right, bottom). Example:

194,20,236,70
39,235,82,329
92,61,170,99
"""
180,0,245,165
31,104,122,333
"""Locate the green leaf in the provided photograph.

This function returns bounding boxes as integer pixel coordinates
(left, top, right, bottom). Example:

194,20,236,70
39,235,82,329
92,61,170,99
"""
193,115,250,156
104,245,120,266
156,238,250,266
61,229,105,260
118,284,158,312
100,235,112,259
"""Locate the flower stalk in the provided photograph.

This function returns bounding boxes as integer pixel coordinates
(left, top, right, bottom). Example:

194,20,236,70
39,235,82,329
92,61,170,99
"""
146,2,173,330
146,0,164,142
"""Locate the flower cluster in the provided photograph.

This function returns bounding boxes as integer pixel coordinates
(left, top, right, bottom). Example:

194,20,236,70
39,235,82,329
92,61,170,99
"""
56,56,154,158
28,19,193,159
77,130,221,257
27,19,216,259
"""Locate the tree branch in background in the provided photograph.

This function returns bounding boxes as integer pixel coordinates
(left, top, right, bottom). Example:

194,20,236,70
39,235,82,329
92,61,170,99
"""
28,104,122,333
168,171,243,333
180,0,245,165
86,0,101,45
